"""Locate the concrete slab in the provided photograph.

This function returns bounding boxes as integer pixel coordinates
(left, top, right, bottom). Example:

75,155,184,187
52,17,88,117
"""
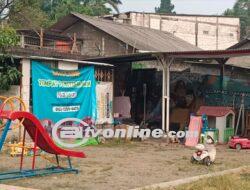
0,184,39,190
131,165,250,190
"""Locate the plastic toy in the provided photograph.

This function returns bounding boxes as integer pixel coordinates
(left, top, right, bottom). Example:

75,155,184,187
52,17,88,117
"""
191,136,216,166
6,142,41,157
228,136,250,150
197,106,235,143
0,109,85,181
7,142,29,157
0,96,27,141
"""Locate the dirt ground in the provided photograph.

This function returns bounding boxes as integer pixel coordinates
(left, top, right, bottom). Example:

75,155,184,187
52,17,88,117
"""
1,139,250,190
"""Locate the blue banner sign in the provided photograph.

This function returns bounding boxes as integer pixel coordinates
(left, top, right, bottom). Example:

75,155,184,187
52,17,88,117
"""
32,61,97,123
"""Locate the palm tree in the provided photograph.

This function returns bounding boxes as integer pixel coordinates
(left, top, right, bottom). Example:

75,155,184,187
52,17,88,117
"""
82,0,122,13
106,0,122,13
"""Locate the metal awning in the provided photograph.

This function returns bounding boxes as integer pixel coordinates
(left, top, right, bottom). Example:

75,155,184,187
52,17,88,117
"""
86,48,250,68
85,49,250,132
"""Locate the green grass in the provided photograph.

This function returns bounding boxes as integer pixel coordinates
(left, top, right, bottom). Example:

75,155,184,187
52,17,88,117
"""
172,171,250,190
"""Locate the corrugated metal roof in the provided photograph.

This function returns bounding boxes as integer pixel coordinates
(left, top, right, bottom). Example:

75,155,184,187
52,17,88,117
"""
227,38,250,69
86,49,250,65
226,56,250,69
51,13,201,52
228,37,250,50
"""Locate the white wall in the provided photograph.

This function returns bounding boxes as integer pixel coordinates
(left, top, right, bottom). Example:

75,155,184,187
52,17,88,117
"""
115,13,240,50
216,116,226,143
21,59,31,111
0,85,20,97
58,61,78,70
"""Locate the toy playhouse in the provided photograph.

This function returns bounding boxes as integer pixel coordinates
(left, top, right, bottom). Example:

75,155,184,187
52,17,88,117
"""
197,106,235,143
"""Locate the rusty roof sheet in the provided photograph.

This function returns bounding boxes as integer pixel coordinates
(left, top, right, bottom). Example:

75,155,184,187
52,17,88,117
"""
197,106,234,117
50,13,201,52
226,55,250,69
227,38,250,69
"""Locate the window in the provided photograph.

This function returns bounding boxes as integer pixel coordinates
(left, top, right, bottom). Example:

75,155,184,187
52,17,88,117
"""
226,114,234,128
203,30,209,35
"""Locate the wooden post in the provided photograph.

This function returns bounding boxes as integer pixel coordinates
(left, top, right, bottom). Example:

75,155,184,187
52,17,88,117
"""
125,44,129,54
20,35,25,48
101,37,105,56
40,28,44,48
71,33,78,53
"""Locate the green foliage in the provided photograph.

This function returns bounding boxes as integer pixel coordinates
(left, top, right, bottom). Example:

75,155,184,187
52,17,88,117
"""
8,0,50,29
0,27,22,91
155,0,175,14
8,0,122,27
0,65,21,91
44,0,112,23
224,0,250,38
0,26,19,52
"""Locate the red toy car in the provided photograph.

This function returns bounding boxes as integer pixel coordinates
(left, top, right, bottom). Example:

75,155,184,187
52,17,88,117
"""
229,136,250,150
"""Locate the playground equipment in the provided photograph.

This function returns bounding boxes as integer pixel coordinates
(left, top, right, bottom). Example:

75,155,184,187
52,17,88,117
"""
0,96,14,129
7,142,59,165
0,110,85,180
0,96,27,141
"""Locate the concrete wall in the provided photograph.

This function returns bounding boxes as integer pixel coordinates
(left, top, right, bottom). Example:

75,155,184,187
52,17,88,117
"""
62,21,133,57
112,13,240,50
216,117,226,143
0,85,20,98
216,111,235,143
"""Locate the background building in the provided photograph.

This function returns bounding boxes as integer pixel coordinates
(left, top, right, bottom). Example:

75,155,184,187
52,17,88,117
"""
104,12,240,50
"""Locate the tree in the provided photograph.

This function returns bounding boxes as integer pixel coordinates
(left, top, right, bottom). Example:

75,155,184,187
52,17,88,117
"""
0,26,22,91
76,0,122,13
155,0,175,14
3,0,122,29
106,0,122,13
44,0,112,22
42,0,122,23
8,0,50,29
224,0,250,38
0,0,14,21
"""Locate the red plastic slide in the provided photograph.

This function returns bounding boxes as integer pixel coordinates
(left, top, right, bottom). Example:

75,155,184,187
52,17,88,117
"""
0,111,85,158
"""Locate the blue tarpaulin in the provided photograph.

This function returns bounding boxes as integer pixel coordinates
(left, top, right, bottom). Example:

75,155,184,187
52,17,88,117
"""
32,61,97,123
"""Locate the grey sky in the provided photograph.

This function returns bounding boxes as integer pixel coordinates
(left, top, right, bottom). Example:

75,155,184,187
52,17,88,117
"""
119,0,237,15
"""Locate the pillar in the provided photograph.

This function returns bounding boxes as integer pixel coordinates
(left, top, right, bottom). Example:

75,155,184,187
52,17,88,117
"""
21,58,31,111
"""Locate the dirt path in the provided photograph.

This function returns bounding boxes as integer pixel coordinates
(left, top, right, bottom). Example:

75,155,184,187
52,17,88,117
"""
1,140,250,190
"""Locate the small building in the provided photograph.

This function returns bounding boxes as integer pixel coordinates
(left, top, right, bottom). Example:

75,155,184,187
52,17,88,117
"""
0,28,114,111
197,106,235,143
49,12,200,57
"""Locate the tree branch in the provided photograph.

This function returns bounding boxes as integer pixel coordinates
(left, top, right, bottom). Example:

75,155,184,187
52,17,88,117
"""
0,0,14,20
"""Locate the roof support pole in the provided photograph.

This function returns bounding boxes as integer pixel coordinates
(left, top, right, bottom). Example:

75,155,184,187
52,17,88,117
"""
158,55,174,132
216,58,228,93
